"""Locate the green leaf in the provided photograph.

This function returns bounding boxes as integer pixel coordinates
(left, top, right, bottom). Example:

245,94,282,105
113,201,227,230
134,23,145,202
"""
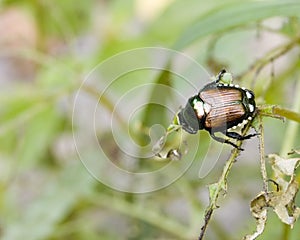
148,0,235,44
142,67,173,127
174,1,300,50
16,104,64,168
2,164,94,240
0,91,44,154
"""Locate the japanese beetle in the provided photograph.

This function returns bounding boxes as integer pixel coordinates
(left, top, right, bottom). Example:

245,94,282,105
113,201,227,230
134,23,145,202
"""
177,69,257,150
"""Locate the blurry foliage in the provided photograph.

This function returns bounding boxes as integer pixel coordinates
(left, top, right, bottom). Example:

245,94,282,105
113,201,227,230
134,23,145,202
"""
0,0,300,240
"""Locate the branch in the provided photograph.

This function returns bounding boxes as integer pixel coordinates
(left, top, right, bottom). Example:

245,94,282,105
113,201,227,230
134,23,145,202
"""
198,123,252,240
236,35,300,85
258,105,300,124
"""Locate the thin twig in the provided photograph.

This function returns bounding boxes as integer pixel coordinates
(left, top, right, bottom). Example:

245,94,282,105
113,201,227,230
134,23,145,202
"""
198,209,213,240
258,115,268,194
258,105,300,124
198,123,252,240
236,36,300,87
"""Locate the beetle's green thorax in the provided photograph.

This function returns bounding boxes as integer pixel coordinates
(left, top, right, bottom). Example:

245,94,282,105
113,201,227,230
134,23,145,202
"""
243,89,256,115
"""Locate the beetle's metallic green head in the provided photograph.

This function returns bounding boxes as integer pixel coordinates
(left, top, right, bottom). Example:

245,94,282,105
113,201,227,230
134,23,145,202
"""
177,97,200,134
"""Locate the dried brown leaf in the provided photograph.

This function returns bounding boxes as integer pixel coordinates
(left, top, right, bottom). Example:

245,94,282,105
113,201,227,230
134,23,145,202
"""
245,153,300,239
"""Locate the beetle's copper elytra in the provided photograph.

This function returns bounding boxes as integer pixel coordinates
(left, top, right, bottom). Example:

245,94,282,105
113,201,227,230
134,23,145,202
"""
177,69,257,150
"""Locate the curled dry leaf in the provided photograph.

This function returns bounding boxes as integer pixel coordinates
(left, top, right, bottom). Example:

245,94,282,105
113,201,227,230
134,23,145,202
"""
268,153,300,176
269,179,300,226
244,153,300,240
243,193,268,240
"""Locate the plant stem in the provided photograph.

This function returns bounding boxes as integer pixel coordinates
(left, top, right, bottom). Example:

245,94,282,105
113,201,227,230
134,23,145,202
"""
258,115,268,194
198,123,251,240
273,106,300,124
258,105,300,124
237,35,300,86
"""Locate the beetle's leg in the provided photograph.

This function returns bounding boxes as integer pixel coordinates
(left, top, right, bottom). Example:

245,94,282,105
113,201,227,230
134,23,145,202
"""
226,131,258,140
210,132,243,150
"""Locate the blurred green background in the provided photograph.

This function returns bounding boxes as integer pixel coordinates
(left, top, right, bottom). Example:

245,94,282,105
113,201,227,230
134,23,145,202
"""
0,0,300,239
